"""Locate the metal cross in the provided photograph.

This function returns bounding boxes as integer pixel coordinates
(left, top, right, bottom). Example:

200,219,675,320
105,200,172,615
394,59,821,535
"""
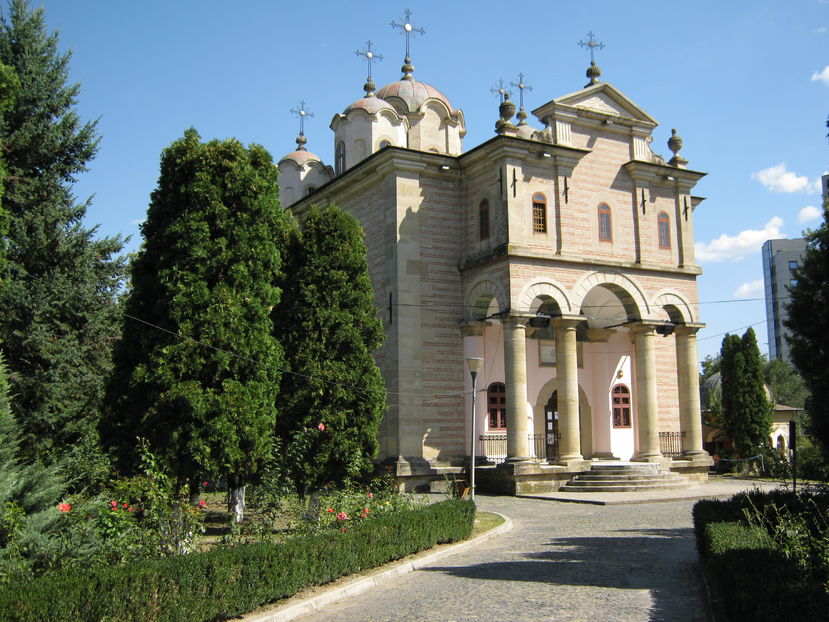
578,31,605,64
391,9,425,59
355,41,383,80
510,73,533,110
289,101,314,136
490,78,512,103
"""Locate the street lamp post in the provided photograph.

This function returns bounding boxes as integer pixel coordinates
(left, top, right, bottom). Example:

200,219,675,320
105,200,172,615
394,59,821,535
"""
465,357,484,499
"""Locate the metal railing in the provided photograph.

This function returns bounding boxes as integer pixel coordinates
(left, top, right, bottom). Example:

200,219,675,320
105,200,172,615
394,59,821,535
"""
479,433,561,463
659,431,685,457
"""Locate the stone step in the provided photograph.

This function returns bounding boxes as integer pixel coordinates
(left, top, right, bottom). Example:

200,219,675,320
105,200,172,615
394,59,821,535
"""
560,482,698,493
568,478,688,487
574,473,684,482
589,463,662,472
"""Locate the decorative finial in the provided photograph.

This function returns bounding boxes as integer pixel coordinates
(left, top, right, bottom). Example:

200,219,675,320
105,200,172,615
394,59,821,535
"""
510,73,533,125
578,31,605,87
391,9,425,80
491,78,515,133
289,101,314,151
667,129,688,168
355,41,383,97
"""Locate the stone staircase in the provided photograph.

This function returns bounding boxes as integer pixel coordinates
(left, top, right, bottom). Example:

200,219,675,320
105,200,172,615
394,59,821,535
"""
560,462,697,493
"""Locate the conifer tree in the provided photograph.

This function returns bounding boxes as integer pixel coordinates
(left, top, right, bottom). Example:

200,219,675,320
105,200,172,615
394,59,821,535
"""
102,130,286,522
719,328,772,457
274,205,386,497
0,0,126,459
786,191,829,459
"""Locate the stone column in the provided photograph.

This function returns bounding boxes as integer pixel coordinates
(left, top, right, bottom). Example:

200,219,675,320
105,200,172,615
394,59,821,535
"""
554,317,583,462
675,323,708,458
631,323,662,461
502,316,530,461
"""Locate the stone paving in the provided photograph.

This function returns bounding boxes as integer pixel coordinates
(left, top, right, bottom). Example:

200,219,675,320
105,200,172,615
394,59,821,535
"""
253,478,782,622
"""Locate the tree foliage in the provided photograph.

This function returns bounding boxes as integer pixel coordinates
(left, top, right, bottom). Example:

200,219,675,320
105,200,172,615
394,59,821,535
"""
274,205,386,497
0,0,127,459
102,130,287,519
719,328,772,456
786,190,829,459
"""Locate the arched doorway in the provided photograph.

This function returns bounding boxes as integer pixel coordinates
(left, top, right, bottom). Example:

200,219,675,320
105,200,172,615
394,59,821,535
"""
544,392,560,461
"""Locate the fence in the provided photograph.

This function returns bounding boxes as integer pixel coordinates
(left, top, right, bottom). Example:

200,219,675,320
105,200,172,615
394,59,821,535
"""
479,433,561,464
658,431,685,457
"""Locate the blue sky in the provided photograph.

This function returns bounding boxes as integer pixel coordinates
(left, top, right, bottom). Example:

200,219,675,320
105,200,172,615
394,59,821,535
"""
28,0,829,364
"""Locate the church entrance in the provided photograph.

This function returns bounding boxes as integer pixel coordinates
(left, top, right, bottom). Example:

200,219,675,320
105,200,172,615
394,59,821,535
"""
544,392,560,461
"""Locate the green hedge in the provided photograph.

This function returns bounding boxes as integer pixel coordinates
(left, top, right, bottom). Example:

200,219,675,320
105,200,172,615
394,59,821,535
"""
0,498,475,621
694,492,829,622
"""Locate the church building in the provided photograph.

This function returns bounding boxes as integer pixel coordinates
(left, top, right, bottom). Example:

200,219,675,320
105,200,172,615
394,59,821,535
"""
278,19,712,493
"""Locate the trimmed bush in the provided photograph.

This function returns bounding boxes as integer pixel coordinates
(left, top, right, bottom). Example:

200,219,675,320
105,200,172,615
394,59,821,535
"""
0,498,475,621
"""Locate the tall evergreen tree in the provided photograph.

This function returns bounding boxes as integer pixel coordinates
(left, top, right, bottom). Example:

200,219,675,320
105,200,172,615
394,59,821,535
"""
0,0,126,459
102,130,286,522
719,329,772,456
274,205,386,498
786,190,829,459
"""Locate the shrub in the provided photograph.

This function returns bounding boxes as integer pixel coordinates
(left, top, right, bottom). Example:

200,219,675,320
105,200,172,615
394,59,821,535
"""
0,498,475,621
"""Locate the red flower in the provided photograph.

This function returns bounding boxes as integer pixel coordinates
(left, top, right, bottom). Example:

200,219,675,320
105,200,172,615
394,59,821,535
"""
57,502,71,513
122,502,129,508
363,507,369,513
202,481,209,487
336,511,348,520
341,527,347,533
367,492,373,499
127,507,134,512
327,507,334,513
317,422,326,432
199,499,207,508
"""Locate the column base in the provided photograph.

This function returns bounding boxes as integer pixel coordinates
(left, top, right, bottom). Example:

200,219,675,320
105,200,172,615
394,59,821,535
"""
504,456,534,464
632,452,667,464
681,450,714,466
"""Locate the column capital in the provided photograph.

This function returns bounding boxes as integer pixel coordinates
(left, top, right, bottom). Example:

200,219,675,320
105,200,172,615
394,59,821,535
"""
502,313,533,328
550,315,583,329
459,320,491,337
673,322,705,336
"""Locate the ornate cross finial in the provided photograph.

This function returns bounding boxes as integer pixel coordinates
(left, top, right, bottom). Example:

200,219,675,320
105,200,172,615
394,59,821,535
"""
355,41,383,96
510,73,533,109
355,41,383,80
391,8,424,78
289,101,314,150
490,78,512,103
578,31,605,64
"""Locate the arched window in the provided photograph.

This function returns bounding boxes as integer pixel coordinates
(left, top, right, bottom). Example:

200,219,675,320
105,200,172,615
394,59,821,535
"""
598,204,612,242
611,384,631,428
532,193,547,234
487,382,506,431
658,212,671,249
378,139,391,149
335,141,346,175
479,199,490,240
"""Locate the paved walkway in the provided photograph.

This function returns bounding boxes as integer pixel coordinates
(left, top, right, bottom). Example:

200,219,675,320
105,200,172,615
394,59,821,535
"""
249,478,782,622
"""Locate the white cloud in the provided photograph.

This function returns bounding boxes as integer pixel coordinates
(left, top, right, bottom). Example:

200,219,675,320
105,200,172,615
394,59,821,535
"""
812,66,829,85
816,26,828,33
695,217,785,263
798,205,821,223
751,163,818,193
733,279,764,299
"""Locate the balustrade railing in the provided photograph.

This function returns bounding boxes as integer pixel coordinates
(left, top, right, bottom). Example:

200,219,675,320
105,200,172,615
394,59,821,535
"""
659,431,685,457
479,433,561,463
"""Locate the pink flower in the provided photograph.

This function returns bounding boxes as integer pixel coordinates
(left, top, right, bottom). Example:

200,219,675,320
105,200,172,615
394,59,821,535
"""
341,527,347,533
336,511,348,520
127,507,134,512
202,481,209,487
199,500,207,508
317,422,326,432
122,502,129,508
57,502,71,513
110,500,117,508
367,492,373,499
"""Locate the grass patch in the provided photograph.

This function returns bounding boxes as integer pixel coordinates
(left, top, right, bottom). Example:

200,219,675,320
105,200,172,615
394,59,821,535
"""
472,511,504,537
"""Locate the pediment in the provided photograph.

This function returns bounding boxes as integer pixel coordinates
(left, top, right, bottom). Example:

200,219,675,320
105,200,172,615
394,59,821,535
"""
534,83,657,126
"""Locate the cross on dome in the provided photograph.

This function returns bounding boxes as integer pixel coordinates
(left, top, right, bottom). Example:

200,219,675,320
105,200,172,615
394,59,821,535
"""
510,73,533,124
356,41,384,96
289,101,314,151
578,31,606,87
391,8,425,79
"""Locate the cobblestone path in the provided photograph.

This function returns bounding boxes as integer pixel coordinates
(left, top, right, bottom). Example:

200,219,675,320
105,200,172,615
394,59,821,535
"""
301,495,709,622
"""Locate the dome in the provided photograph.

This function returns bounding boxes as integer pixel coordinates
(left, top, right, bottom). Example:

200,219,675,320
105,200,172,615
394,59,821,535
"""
278,149,321,167
376,78,454,114
343,96,398,116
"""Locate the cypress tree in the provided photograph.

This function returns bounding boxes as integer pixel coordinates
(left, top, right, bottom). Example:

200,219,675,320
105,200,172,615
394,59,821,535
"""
720,329,772,457
274,204,386,497
0,0,127,459
102,129,286,522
